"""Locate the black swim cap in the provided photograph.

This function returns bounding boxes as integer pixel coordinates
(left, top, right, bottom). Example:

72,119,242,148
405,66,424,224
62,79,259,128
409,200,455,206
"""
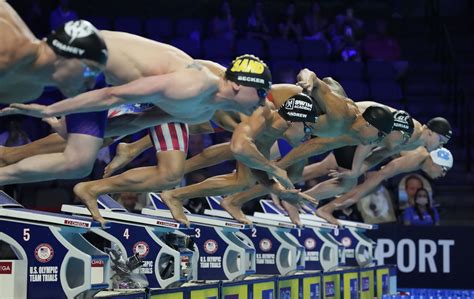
426,117,452,140
392,110,414,136
362,106,394,134
225,54,272,89
278,93,319,123
46,20,108,65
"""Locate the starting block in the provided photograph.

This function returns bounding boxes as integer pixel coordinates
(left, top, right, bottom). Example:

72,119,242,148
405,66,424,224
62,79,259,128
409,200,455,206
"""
61,194,194,289
0,191,109,299
300,204,377,267
205,196,305,275
142,193,256,281
255,200,344,271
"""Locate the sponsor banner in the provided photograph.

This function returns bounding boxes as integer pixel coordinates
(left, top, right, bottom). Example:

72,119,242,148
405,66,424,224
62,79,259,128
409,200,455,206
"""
367,224,473,288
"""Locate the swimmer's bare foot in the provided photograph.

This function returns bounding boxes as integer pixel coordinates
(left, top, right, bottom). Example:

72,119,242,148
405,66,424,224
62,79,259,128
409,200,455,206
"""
73,182,106,227
160,191,190,227
221,196,253,225
282,201,302,227
104,143,133,178
315,203,340,226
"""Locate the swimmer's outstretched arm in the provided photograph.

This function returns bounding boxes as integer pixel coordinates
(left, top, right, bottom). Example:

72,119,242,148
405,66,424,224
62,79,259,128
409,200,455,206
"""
332,150,425,209
330,144,374,179
277,135,356,169
3,71,202,118
359,145,402,173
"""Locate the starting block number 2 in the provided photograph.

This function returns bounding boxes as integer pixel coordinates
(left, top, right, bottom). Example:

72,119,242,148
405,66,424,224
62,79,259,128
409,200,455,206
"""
251,228,257,237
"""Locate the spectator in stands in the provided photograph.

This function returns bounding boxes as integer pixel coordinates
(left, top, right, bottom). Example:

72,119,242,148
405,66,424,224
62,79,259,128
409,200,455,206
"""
340,26,362,61
362,18,401,61
329,15,362,61
208,1,236,45
302,1,331,54
246,0,271,41
303,1,328,39
277,2,303,41
329,7,365,60
403,174,424,209
50,0,78,31
0,116,31,147
342,7,364,34
403,188,439,226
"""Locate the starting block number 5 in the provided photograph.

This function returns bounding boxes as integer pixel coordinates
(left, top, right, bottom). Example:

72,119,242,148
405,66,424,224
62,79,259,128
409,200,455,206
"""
23,228,30,241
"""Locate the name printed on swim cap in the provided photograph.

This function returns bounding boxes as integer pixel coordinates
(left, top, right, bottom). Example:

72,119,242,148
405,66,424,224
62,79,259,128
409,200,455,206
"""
236,75,265,84
287,112,307,118
52,39,85,56
394,123,410,130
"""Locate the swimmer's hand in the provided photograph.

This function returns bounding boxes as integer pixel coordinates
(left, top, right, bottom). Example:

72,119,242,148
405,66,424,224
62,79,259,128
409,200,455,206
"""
42,117,67,139
277,188,302,204
0,106,19,116
282,191,319,206
270,193,304,226
268,180,300,204
271,167,295,190
328,169,359,180
271,180,319,206
0,103,49,118
296,68,317,93
274,187,319,207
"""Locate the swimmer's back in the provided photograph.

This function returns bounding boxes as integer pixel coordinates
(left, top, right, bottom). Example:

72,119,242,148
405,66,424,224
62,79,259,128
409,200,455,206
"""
101,31,195,84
